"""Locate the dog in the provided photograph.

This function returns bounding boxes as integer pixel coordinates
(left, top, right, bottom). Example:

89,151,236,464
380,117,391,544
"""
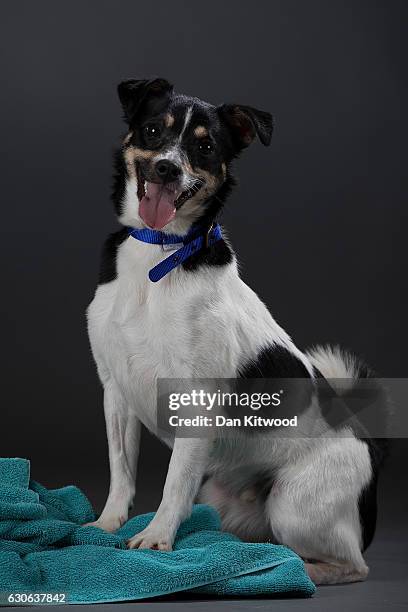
87,78,387,585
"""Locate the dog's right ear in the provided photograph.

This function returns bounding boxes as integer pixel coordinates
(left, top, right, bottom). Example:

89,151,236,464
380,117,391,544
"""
218,104,273,150
117,78,173,124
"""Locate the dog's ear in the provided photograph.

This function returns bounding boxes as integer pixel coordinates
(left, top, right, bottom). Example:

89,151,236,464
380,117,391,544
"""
218,104,273,149
117,78,173,124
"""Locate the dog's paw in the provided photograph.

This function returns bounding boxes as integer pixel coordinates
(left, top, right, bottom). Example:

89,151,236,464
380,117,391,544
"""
84,513,126,533
127,526,173,551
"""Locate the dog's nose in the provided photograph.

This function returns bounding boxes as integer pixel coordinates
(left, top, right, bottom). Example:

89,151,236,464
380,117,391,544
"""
155,160,181,183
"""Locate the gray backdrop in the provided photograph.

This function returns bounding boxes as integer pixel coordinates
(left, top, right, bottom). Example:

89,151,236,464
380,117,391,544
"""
0,0,407,538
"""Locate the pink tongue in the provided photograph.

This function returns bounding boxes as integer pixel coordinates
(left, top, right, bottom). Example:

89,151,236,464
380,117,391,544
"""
139,182,176,230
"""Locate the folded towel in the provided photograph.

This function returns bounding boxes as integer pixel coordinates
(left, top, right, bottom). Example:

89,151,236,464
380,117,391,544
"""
0,458,315,603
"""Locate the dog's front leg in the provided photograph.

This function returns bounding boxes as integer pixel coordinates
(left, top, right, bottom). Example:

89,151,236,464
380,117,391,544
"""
127,437,209,551
87,380,141,532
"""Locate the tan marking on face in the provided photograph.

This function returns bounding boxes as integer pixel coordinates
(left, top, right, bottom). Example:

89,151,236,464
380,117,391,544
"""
194,126,208,138
181,162,222,197
181,164,220,208
221,162,227,179
164,113,175,128
123,146,158,178
182,159,194,175
196,168,218,192
123,147,136,178
124,146,157,163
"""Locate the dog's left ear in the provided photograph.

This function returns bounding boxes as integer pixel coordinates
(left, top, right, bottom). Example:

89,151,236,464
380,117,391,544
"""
218,104,273,149
117,78,173,124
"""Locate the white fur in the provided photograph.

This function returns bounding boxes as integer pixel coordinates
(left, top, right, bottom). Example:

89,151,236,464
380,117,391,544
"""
179,106,193,140
88,183,373,582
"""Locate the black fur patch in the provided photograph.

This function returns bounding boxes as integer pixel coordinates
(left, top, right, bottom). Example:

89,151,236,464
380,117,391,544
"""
236,345,313,425
111,148,127,217
182,238,233,273
98,228,129,284
239,344,311,379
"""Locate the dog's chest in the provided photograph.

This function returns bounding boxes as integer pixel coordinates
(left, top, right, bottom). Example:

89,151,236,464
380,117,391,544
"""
87,238,221,428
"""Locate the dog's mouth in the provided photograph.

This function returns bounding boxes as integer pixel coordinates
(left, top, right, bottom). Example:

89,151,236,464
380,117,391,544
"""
136,165,204,230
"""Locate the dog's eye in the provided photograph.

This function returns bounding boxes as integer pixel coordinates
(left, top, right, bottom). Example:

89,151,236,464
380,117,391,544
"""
144,124,162,141
198,141,214,155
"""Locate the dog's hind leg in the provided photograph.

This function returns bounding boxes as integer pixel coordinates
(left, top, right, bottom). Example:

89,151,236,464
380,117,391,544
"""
86,380,141,532
265,437,372,585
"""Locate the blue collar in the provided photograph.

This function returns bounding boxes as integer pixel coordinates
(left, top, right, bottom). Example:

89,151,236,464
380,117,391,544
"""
128,223,223,282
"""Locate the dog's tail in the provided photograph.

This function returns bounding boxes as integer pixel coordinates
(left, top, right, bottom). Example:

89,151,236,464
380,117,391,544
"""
306,344,371,391
306,343,389,462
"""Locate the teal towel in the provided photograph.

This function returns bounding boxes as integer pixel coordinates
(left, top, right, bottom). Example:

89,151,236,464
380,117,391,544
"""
0,458,315,604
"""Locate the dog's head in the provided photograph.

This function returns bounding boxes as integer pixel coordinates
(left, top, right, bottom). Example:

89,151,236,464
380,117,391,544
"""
116,78,273,233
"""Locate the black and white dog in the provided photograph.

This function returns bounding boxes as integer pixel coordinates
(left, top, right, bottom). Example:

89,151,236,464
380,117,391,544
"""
87,78,386,585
